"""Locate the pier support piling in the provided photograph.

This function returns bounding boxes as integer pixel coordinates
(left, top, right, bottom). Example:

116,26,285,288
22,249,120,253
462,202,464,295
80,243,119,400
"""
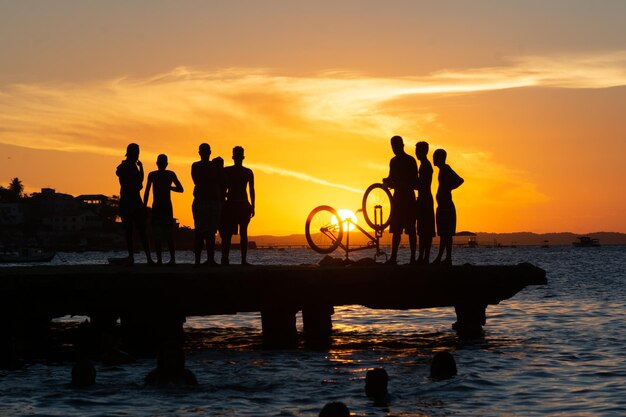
261,309,298,349
302,305,334,347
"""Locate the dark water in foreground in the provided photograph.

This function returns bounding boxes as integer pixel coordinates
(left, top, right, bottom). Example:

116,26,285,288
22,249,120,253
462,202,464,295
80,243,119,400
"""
1,246,625,416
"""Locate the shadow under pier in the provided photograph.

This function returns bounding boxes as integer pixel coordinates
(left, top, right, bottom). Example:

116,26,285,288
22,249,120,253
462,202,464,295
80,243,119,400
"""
0,263,547,353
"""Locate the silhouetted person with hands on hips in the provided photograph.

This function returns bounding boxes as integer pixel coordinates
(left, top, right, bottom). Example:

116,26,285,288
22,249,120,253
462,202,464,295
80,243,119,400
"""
191,143,224,267
220,146,255,266
432,148,464,266
415,141,436,265
383,136,418,265
116,143,153,266
143,154,184,265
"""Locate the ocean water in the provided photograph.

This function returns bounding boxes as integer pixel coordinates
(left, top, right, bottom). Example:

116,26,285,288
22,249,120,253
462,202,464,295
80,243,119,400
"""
1,245,625,416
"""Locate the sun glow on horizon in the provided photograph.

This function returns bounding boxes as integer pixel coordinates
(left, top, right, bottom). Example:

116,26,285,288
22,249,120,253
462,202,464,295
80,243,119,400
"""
332,209,358,232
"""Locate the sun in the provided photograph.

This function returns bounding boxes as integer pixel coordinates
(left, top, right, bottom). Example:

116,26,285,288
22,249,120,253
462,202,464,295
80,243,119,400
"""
332,208,358,231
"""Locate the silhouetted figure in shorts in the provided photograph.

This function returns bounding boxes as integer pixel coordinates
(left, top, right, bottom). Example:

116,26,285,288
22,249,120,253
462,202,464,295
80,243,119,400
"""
220,146,255,265
116,143,153,266
415,141,436,265
383,136,418,264
432,149,464,265
144,154,184,265
191,143,223,266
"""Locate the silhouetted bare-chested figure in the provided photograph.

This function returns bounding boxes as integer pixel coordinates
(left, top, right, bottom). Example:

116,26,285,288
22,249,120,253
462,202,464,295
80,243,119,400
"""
383,136,418,265
415,141,436,265
144,154,184,265
116,143,153,266
433,148,464,266
220,146,255,265
191,143,223,266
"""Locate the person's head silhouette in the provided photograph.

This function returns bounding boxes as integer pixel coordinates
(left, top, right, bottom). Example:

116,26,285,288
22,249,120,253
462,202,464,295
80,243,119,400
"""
415,141,429,160
390,135,404,156
156,154,168,170
430,351,457,380
319,401,350,417
198,143,211,160
365,367,388,399
433,148,447,167
233,146,245,164
126,143,140,162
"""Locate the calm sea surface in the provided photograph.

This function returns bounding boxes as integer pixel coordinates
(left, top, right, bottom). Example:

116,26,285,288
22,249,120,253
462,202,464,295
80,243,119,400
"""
1,246,625,416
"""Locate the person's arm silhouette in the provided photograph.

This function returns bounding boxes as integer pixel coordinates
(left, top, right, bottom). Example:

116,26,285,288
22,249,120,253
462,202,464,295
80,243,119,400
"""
143,172,153,206
249,170,255,218
171,173,184,193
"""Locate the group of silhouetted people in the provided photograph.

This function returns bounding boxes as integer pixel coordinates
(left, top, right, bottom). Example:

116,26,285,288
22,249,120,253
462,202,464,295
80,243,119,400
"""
116,142,255,266
383,135,464,266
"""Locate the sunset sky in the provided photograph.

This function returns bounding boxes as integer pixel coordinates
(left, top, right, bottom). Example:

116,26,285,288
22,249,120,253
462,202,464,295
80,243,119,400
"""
1,1,625,235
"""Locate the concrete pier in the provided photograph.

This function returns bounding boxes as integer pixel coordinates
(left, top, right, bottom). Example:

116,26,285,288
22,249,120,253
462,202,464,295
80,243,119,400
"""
0,262,546,348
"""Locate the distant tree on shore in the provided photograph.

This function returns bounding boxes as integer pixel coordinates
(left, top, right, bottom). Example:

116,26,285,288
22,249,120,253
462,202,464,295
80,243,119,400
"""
9,178,24,198
0,177,24,202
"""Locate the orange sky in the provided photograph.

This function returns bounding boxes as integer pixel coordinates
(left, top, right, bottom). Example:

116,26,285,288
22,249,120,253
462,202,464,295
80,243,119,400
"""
1,1,625,235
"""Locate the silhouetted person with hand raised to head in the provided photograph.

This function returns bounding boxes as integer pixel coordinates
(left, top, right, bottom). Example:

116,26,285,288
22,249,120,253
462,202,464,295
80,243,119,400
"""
415,141,436,265
383,136,418,265
116,143,153,266
191,143,223,267
432,149,464,266
144,154,184,265
220,146,255,266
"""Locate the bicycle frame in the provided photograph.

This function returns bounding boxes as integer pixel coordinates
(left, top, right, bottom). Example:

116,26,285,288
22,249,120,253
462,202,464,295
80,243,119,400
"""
337,206,386,261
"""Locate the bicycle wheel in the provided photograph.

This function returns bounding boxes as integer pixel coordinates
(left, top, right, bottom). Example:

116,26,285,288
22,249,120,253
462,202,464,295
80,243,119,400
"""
305,206,344,254
362,183,393,231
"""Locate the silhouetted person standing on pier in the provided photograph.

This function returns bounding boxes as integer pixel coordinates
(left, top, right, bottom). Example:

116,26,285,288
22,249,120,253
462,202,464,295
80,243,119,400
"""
432,149,464,265
383,136,418,265
415,141,436,265
116,143,153,266
220,146,255,265
191,143,223,266
144,154,184,265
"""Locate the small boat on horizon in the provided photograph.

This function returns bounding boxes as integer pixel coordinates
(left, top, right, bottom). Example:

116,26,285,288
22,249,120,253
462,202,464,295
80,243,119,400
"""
572,236,601,247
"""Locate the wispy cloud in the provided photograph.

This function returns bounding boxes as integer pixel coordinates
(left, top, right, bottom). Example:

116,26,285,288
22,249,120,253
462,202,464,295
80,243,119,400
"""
249,163,362,194
1,50,624,193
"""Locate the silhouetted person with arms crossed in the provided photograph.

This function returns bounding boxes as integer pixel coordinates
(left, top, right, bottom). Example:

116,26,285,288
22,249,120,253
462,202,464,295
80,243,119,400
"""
191,143,223,266
116,143,153,266
144,154,184,265
220,146,255,265
383,136,418,265
432,149,464,265
415,141,436,265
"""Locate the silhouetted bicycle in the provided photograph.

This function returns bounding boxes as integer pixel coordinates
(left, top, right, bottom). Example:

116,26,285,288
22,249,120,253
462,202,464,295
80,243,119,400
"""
305,183,393,260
